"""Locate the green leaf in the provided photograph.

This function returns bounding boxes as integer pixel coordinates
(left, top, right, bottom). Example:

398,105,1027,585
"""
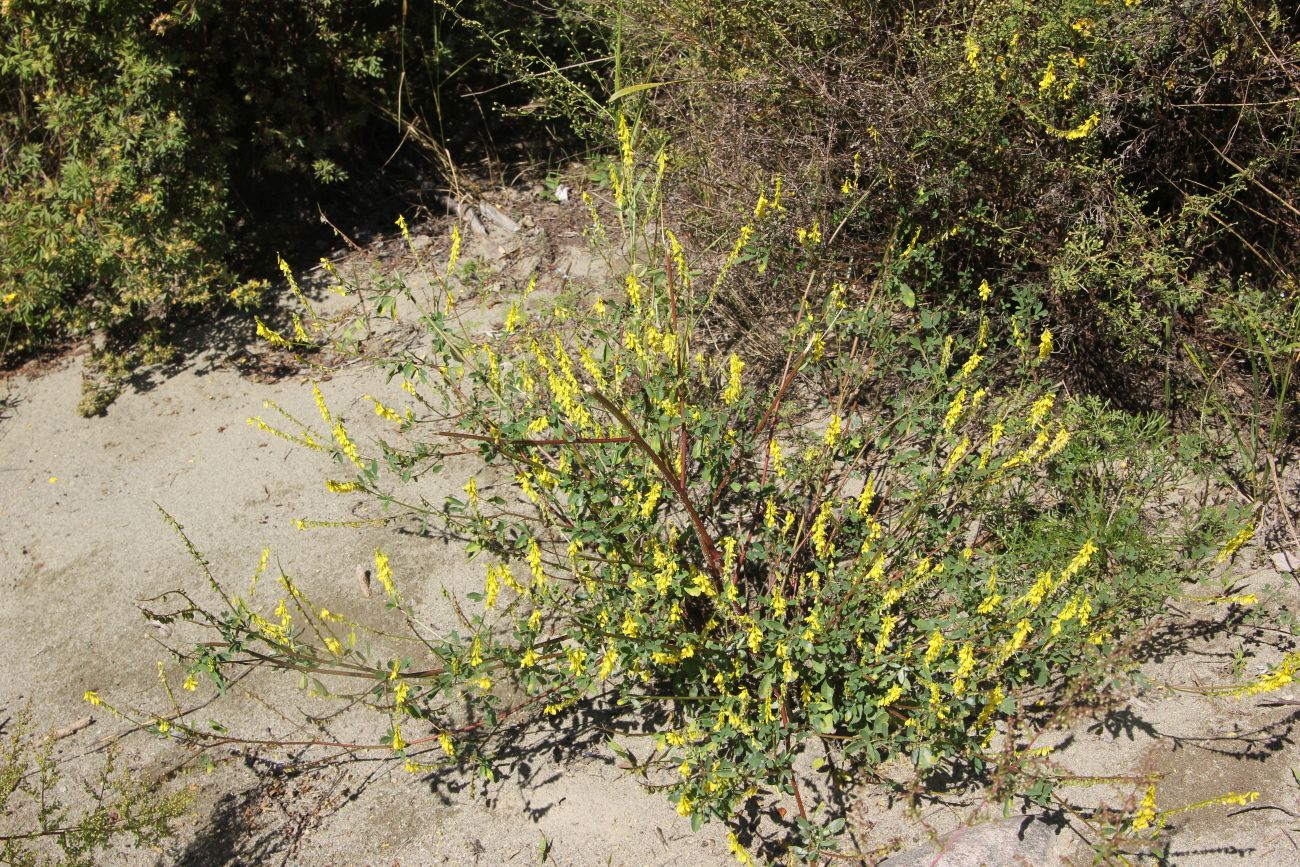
608,80,676,103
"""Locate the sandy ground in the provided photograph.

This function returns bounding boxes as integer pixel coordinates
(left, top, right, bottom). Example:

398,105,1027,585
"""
3,186,1300,865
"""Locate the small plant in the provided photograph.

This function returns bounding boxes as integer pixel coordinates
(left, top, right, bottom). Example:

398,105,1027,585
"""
0,705,192,866
145,118,1251,859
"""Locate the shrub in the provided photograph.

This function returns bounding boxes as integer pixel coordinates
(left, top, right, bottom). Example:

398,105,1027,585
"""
0,704,192,866
146,122,1247,857
576,0,1298,406
0,0,597,412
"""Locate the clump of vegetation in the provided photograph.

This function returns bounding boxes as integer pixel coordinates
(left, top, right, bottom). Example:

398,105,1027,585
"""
586,0,1298,409
0,0,595,413
1,705,192,866
132,119,1260,859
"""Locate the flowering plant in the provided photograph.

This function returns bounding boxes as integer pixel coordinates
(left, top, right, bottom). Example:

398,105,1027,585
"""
157,121,1236,857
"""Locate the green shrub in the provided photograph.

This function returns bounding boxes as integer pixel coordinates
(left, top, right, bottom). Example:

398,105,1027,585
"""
579,0,1298,404
0,0,598,412
1,704,192,866
147,124,1246,858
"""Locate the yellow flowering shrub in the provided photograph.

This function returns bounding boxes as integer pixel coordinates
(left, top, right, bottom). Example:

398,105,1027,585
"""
158,121,1238,856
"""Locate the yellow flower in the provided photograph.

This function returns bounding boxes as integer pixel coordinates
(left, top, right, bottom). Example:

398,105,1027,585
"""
439,732,455,757
1041,426,1071,461
1038,328,1054,361
924,630,946,664
447,225,462,274
722,353,745,405
83,690,101,706
1047,112,1101,140
1028,393,1055,427
527,538,545,584
640,483,662,519
943,437,971,475
598,647,618,679
1215,522,1256,564
824,414,843,447
727,832,754,865
1038,61,1057,93
977,279,991,301
875,615,898,655
2,292,17,305
504,301,521,333
960,353,984,380
944,388,967,433
332,421,363,469
795,222,822,245
182,674,198,691
1132,784,1158,831
374,549,396,597
520,647,538,669
768,440,786,478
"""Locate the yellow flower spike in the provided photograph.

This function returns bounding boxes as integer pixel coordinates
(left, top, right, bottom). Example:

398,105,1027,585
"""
616,112,633,173
824,414,843,447
446,225,462,275
83,690,102,706
727,832,755,865
1045,112,1102,140
607,162,625,209
722,353,745,405
1215,522,1256,564
1038,328,1054,361
484,563,500,609
1132,784,1159,831
666,231,689,287
367,395,402,424
978,279,992,301
255,319,290,347
332,420,364,469
944,388,968,433
374,549,396,597
924,630,946,664
943,437,971,475
1028,393,1055,427
1038,61,1057,93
